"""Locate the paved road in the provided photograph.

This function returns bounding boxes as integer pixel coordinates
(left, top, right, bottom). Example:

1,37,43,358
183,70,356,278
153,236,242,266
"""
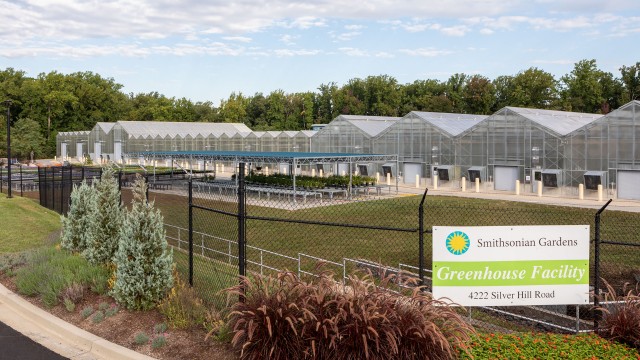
0,320,68,360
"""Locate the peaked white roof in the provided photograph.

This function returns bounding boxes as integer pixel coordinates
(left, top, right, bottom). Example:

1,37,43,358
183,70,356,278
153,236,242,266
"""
336,115,401,137
407,112,487,137
505,107,603,136
116,121,252,138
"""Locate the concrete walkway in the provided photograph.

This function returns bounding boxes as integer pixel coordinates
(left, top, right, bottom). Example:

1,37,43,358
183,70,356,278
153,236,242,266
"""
395,183,640,213
0,283,155,360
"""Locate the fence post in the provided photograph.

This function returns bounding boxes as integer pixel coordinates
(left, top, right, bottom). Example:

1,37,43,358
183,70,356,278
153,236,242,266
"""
145,173,149,203
418,188,428,287
238,162,246,302
593,198,612,332
188,177,193,286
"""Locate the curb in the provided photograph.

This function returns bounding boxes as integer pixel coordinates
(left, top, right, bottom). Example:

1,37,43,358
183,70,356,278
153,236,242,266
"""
0,283,155,360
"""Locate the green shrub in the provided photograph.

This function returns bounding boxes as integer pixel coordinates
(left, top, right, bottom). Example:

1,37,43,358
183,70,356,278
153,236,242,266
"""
84,165,125,265
596,281,640,350
62,282,84,304
225,269,472,360
105,304,119,317
158,272,207,329
154,323,167,334
459,332,640,359
111,175,173,310
14,247,109,308
81,306,94,319
63,298,76,312
92,310,105,324
134,332,149,345
60,180,97,253
151,334,167,349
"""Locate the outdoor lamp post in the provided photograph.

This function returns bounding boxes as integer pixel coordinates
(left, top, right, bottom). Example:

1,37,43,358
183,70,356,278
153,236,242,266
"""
3,99,12,198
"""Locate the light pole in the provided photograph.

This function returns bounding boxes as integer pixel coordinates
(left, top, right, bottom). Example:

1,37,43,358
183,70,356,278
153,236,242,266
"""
3,100,12,198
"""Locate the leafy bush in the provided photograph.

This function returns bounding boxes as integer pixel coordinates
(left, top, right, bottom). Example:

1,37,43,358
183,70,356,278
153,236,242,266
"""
63,298,76,312
84,165,125,265
154,322,168,334
92,310,105,324
459,332,640,359
158,271,207,329
151,334,167,349
60,180,97,253
15,247,108,308
111,175,173,310
225,269,472,360
596,281,640,350
81,306,94,319
62,282,84,304
105,304,119,317
134,332,149,345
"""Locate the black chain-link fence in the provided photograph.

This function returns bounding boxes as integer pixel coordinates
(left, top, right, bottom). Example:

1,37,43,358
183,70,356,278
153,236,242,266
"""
29,164,640,333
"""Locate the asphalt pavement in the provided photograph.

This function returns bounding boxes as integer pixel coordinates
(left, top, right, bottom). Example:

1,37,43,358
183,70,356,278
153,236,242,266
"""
0,320,68,360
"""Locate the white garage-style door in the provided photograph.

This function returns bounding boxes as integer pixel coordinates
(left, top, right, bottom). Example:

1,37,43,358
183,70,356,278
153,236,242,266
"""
494,166,519,191
617,170,640,200
403,163,422,184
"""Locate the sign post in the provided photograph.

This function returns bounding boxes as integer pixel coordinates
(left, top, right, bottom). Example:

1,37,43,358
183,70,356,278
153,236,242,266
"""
432,225,589,306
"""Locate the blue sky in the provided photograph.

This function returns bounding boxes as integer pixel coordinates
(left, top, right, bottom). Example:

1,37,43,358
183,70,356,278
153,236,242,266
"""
1,0,639,105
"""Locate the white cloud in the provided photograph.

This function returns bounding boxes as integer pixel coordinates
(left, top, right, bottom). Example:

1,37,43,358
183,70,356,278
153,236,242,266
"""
279,34,299,45
332,31,362,41
345,24,364,30
339,47,368,57
222,36,253,43
398,48,452,57
273,49,322,57
480,28,495,35
375,52,395,58
440,25,469,36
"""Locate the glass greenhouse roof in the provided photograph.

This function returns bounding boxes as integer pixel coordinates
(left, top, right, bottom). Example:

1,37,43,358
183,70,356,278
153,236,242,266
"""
338,115,401,137
506,107,603,136
409,112,487,137
117,121,252,138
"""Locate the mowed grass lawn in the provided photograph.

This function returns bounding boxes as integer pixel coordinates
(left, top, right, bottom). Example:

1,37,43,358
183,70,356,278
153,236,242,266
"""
0,193,61,253
151,191,640,280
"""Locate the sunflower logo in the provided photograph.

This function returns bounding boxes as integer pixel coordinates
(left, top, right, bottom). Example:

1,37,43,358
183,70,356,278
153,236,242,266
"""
446,231,470,255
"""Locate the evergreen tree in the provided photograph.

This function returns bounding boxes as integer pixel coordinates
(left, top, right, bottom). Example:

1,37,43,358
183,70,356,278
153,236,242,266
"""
111,175,173,310
60,180,97,253
83,165,124,265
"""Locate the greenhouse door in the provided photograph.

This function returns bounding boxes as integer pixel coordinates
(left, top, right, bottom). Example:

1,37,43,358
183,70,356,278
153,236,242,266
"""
114,142,122,164
403,163,422,184
60,143,67,160
617,170,640,200
76,143,84,162
494,166,518,191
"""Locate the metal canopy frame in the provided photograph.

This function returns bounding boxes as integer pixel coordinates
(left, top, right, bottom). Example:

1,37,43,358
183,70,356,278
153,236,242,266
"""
127,150,398,166
126,151,400,203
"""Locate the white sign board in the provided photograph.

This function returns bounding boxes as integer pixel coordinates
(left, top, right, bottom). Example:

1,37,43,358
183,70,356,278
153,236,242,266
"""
432,225,589,306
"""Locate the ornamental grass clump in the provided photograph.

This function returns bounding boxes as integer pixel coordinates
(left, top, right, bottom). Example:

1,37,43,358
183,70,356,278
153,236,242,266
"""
225,267,473,360
111,175,173,310
596,281,640,350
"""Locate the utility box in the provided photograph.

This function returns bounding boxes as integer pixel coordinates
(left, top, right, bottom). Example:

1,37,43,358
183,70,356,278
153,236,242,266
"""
541,169,562,188
467,166,485,183
583,171,606,190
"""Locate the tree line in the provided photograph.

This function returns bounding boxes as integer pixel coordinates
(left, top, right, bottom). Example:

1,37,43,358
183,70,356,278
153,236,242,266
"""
0,59,639,159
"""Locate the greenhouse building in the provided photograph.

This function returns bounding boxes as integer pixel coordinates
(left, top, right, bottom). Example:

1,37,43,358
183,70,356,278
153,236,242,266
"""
457,107,602,194
374,111,486,185
566,100,640,200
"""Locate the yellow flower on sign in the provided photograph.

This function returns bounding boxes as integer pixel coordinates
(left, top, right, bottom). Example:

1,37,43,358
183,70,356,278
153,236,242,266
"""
446,231,470,255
